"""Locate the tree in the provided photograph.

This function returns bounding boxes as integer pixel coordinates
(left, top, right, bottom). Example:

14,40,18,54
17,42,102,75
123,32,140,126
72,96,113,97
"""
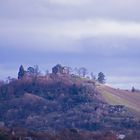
34,65,40,76
131,86,135,92
6,76,12,84
77,67,88,77
27,65,40,77
73,67,78,75
90,72,96,80
45,70,49,76
18,65,25,79
63,66,72,74
27,67,35,76
97,72,105,84
52,64,64,74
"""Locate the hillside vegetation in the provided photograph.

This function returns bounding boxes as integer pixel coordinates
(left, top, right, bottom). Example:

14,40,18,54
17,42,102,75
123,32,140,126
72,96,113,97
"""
0,64,140,139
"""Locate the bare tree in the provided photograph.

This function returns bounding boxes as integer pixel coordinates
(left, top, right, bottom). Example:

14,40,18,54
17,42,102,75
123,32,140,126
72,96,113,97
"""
90,72,96,80
27,65,41,77
63,66,73,74
45,70,49,76
34,65,41,76
78,67,88,77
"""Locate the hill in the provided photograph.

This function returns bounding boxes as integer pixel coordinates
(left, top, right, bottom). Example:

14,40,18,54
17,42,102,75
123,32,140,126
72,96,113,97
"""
0,65,140,138
0,73,107,131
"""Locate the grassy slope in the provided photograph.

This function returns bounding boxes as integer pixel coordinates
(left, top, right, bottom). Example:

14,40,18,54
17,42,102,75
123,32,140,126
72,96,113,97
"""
96,84,140,114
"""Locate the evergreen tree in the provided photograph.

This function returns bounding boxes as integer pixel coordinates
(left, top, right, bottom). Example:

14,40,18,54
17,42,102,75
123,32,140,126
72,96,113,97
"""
18,65,25,79
131,86,135,92
97,72,105,84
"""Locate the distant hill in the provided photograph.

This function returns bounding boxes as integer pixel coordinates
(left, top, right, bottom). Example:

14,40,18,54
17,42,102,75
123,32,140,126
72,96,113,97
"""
0,66,140,135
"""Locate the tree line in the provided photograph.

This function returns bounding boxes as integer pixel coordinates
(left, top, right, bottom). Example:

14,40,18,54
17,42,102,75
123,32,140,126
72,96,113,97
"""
17,64,106,84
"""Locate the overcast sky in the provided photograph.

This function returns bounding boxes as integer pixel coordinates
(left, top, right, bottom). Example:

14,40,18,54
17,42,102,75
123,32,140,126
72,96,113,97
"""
0,0,140,89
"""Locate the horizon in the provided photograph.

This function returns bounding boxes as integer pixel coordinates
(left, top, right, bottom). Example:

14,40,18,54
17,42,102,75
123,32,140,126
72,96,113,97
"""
0,0,140,89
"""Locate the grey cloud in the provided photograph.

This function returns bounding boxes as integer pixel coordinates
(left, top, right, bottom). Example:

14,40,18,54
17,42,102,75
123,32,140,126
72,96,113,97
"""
0,0,140,89
0,0,140,21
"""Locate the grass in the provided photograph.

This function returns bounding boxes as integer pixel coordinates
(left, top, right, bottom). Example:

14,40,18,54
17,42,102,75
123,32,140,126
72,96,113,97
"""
97,85,140,113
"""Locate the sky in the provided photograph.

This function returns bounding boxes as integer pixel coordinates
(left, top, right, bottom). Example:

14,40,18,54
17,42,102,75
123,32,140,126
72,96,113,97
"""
0,0,140,89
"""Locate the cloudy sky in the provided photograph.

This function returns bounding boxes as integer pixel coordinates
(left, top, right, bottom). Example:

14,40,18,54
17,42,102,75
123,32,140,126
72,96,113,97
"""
0,0,140,89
